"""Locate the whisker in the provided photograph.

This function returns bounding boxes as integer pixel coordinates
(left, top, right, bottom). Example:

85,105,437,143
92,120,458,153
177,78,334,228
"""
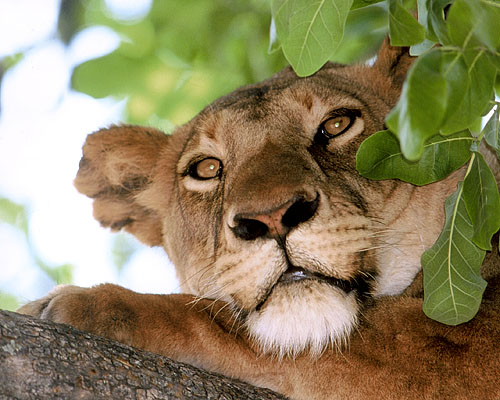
174,256,215,291
208,300,233,323
357,244,393,253
229,307,245,336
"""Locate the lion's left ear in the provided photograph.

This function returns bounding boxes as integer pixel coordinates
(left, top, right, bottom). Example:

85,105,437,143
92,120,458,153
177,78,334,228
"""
372,37,415,89
74,125,170,246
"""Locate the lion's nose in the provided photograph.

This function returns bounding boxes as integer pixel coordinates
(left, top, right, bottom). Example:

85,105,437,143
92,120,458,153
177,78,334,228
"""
231,194,319,241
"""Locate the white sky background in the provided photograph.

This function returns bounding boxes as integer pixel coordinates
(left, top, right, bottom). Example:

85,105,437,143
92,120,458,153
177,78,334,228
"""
0,0,179,306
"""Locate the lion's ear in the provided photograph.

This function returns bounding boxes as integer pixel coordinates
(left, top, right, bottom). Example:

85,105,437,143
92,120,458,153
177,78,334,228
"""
373,37,415,89
74,125,170,246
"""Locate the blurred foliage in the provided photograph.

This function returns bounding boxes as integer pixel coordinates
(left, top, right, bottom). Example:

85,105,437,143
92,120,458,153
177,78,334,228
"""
112,233,140,273
60,0,387,127
0,292,20,312
66,0,288,127
0,198,29,236
0,198,74,310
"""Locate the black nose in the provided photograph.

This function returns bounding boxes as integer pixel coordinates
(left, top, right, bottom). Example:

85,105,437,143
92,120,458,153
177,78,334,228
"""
231,194,319,241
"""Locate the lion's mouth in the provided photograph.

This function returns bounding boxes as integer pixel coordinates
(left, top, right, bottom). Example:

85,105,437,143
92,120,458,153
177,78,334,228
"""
277,265,354,292
255,265,365,312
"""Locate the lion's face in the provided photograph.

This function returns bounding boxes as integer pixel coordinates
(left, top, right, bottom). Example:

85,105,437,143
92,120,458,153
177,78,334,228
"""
75,43,458,357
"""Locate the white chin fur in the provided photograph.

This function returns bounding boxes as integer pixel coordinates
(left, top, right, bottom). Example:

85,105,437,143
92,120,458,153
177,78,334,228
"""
245,280,359,359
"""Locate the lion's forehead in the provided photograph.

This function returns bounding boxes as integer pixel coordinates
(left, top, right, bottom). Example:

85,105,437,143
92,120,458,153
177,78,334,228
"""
180,78,370,170
206,63,376,115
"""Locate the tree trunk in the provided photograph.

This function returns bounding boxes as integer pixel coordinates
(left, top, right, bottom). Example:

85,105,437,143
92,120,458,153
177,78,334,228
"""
0,310,286,400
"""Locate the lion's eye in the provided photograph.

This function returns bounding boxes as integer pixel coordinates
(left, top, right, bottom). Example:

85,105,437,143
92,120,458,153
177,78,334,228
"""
189,158,222,180
323,116,352,136
314,110,360,145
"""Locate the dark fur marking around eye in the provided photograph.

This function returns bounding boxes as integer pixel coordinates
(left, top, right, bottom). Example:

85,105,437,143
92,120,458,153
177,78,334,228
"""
336,180,369,213
187,158,223,180
314,109,361,145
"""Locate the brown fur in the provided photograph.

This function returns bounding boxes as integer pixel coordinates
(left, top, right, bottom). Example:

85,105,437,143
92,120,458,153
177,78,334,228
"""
19,40,500,399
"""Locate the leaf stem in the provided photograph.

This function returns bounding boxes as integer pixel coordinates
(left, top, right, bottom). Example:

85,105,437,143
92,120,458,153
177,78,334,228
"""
464,152,476,179
481,0,500,8
445,183,464,320
467,50,485,74
443,50,461,76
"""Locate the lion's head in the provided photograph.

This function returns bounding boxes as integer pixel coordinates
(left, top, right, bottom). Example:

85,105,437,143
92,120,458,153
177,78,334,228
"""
74,42,461,358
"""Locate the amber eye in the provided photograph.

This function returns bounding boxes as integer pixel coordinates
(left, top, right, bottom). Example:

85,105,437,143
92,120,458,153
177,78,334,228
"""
323,115,353,137
189,158,222,180
314,110,360,145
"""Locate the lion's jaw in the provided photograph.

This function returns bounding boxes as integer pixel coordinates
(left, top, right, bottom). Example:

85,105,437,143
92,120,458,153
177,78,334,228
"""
246,281,359,358
235,210,376,358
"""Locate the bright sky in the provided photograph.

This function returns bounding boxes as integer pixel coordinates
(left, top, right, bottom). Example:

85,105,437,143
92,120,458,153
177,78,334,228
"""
0,0,179,307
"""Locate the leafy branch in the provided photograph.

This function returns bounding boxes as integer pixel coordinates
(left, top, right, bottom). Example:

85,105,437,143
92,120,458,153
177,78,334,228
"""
271,0,500,325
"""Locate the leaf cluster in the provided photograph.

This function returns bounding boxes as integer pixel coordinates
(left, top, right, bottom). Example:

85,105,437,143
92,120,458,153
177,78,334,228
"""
272,0,500,325
65,0,288,127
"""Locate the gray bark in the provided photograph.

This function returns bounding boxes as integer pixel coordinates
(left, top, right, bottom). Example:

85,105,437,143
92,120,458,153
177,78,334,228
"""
0,310,286,400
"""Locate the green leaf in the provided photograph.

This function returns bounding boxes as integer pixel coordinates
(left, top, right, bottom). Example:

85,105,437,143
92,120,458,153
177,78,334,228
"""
426,0,451,44
1,52,24,72
438,52,469,134
484,107,500,158
72,53,162,99
440,51,496,134
0,291,21,312
272,0,353,76
386,49,448,161
463,152,500,250
422,182,487,325
36,261,74,285
447,0,481,49
329,4,388,64
472,0,500,52
465,50,497,113
351,0,384,10
356,130,473,185
410,38,435,56
447,0,500,52
116,19,155,59
0,198,28,236
410,0,435,55
271,0,293,49
388,0,425,46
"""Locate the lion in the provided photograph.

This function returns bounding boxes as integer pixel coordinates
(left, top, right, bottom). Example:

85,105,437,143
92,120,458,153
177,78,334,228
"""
18,40,500,399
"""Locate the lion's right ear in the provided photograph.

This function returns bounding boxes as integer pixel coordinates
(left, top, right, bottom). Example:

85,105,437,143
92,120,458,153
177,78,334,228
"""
74,125,170,246
372,37,415,90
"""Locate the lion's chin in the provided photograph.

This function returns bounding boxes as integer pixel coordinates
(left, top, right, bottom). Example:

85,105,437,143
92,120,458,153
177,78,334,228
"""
245,280,359,359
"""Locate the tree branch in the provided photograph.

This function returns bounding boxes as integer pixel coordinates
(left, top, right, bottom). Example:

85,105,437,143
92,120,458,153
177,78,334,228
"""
0,310,286,400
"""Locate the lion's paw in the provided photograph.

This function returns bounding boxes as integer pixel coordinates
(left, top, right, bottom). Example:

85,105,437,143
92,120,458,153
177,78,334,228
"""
17,285,84,321
16,284,136,343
